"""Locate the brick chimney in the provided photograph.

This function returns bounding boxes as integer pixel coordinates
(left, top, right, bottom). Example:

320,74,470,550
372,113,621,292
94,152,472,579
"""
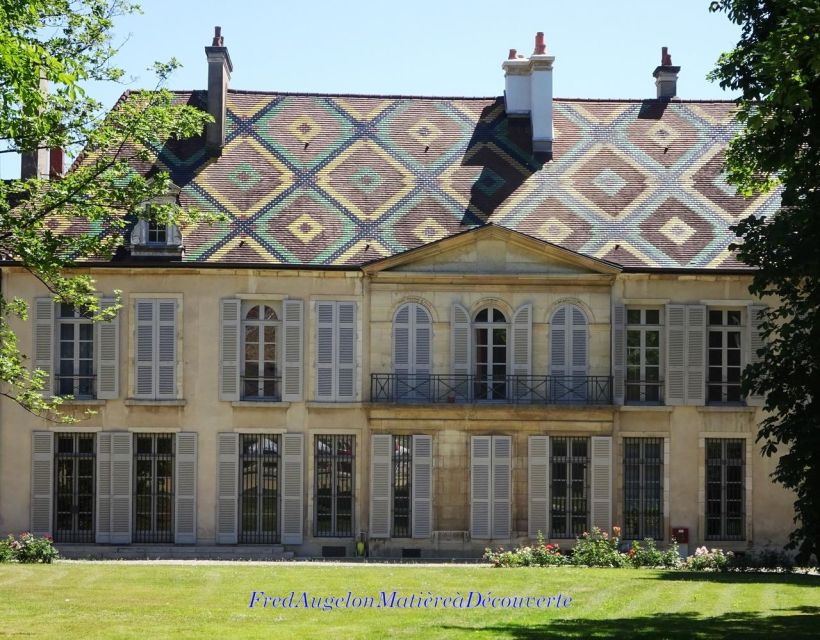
20,76,50,179
653,47,680,99
205,26,233,155
502,32,555,156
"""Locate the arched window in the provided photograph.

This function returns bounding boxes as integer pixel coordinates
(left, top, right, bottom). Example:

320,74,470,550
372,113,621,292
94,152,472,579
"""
550,303,588,402
242,303,280,400
393,302,432,400
474,306,508,400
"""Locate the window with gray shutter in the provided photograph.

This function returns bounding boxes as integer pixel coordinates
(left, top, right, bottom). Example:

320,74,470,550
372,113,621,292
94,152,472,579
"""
471,435,511,540
550,304,588,403
134,298,179,399
33,298,55,397
314,301,357,401
612,304,626,404
746,304,767,406
451,303,471,401
110,432,132,544
174,433,197,544
528,435,549,538
219,299,241,401
393,302,432,401
96,433,112,543
96,298,120,400
281,433,304,545
216,433,239,544
282,300,304,401
411,435,432,539
590,436,613,533
369,434,392,539
511,303,532,401
31,431,54,537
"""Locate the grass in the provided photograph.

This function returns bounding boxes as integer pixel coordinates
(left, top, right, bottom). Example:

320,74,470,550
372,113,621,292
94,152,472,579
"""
0,563,818,639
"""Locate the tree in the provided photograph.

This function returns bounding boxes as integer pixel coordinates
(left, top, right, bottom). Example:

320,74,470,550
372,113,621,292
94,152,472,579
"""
709,0,820,562
0,1,215,420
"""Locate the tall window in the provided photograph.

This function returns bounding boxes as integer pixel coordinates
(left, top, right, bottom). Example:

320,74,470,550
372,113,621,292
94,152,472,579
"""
392,435,412,537
133,434,174,543
550,437,588,538
623,438,663,539
626,309,661,403
314,435,355,537
239,434,279,544
708,309,743,404
242,303,280,400
53,433,95,543
706,438,745,540
474,307,507,400
57,304,94,398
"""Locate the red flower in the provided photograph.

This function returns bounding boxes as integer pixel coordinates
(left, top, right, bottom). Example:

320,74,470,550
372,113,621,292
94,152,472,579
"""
628,548,636,557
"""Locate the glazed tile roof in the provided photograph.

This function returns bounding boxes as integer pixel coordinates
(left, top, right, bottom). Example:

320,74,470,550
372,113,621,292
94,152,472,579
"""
64,90,782,270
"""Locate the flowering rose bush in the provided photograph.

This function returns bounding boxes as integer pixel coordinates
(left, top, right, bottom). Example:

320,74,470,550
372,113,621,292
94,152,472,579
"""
0,535,16,562
686,546,732,572
628,537,682,568
484,532,567,567
571,527,627,567
7,533,59,564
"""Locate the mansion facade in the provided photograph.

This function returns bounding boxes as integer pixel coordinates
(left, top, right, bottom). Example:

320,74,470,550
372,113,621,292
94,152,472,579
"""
0,30,793,557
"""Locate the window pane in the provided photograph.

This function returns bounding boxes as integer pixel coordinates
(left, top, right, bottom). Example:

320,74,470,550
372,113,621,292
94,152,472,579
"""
627,310,641,325
709,310,723,325
645,310,660,325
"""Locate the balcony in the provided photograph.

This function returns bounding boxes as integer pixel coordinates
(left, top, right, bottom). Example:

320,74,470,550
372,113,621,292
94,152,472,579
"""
370,374,612,405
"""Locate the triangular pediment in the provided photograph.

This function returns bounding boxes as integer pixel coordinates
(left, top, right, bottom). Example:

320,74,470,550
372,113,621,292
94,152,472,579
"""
363,224,620,275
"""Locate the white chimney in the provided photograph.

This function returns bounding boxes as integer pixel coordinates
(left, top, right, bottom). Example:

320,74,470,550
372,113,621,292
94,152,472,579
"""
502,32,555,157
205,26,233,155
653,46,680,99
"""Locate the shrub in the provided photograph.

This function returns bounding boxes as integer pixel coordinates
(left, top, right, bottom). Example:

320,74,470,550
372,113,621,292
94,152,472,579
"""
13,533,59,564
628,538,682,568
571,527,626,567
730,546,796,572
0,535,16,563
686,546,732,571
483,532,566,567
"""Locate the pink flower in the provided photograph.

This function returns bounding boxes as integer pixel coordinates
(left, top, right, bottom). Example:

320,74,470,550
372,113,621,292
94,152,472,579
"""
612,526,621,537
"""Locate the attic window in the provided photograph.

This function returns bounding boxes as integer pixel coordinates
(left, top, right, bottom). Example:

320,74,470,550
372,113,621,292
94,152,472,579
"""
130,201,183,258
147,220,168,245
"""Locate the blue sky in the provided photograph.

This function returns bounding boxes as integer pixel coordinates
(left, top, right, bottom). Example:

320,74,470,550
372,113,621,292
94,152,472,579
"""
0,0,741,178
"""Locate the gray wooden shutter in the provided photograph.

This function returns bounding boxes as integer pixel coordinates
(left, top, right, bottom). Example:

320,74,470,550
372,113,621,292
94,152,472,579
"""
219,299,241,401
96,297,120,400
110,432,132,544
157,299,177,399
167,224,182,246
612,303,626,404
135,299,155,398
590,436,612,533
685,304,706,405
393,304,411,379
31,431,54,536
470,435,491,539
369,434,392,539
746,304,767,406
96,432,112,543
491,435,512,539
336,302,356,401
33,297,55,397
216,433,238,544
549,305,567,376
570,306,588,376
412,434,433,539
316,302,335,401
414,304,432,380
175,432,197,544
281,433,304,545
282,299,304,401
665,304,686,405
451,303,471,400
512,304,532,401
528,435,549,538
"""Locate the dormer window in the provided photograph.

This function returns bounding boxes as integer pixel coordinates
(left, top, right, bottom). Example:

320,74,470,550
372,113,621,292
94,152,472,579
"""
147,220,168,245
130,194,184,258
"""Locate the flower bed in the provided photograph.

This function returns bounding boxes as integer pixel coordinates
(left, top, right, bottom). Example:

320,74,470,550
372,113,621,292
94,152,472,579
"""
0,533,60,564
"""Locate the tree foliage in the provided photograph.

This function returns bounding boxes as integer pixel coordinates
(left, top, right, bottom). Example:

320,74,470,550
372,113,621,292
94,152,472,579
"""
0,1,215,420
709,0,820,562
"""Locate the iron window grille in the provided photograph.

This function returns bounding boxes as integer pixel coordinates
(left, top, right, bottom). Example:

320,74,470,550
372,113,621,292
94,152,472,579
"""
314,435,355,537
550,437,589,538
706,438,745,541
625,308,663,404
238,434,280,544
707,309,744,404
53,432,96,543
57,303,95,399
392,435,412,538
133,433,174,543
623,438,663,540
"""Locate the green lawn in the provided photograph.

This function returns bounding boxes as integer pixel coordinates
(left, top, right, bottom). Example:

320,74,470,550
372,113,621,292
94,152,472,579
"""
0,563,818,639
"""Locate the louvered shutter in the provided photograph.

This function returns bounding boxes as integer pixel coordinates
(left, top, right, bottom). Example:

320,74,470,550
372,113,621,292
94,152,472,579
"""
492,436,512,539
96,297,120,400
282,299,304,401
528,435,549,538
96,432,112,543
550,305,567,376
511,304,532,401
665,304,686,405
470,436,491,539
746,304,767,406
33,297,55,397
414,305,432,400
612,304,626,404
412,434,433,538
590,436,612,533
393,304,411,380
369,434,392,538
31,431,53,536
281,433,304,545
685,305,706,405
216,433,238,544
157,299,177,398
219,299,241,401
110,432,132,544
336,302,356,400
571,306,589,402
135,300,155,398
451,303,471,401
175,433,197,544
316,302,335,401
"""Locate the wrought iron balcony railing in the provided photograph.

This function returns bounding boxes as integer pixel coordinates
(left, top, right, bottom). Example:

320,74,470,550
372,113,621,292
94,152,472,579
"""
370,374,612,405
241,375,282,402
625,380,664,405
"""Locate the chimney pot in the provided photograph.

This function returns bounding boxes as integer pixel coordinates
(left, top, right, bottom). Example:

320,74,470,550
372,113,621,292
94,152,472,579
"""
212,25,223,47
49,148,64,178
533,32,546,55
508,48,517,60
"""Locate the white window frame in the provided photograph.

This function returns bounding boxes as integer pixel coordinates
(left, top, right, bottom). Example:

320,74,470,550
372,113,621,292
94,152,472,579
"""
56,303,96,399
707,308,745,405
625,307,663,404
473,306,509,401
240,301,282,401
